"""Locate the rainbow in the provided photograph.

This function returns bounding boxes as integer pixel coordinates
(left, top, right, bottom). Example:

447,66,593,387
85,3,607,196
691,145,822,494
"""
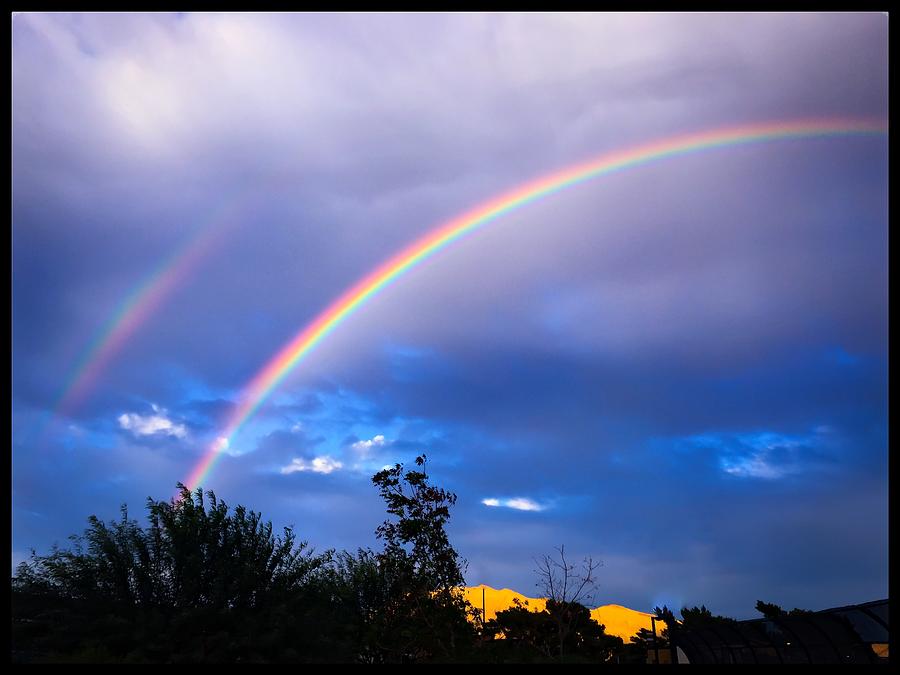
185,118,887,491
54,228,220,419
52,203,247,423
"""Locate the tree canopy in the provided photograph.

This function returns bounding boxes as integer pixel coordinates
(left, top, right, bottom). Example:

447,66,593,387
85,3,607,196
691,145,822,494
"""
12,458,483,663
14,456,749,664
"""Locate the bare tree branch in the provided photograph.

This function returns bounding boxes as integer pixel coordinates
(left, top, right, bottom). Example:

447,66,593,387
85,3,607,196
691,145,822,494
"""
533,544,605,662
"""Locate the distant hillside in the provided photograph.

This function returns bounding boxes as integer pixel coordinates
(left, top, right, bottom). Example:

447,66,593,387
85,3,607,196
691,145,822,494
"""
464,584,667,641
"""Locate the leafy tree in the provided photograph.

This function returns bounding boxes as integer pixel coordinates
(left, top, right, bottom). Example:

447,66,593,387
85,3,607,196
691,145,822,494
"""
330,455,477,662
14,458,525,663
486,598,557,660
625,624,667,663
12,484,335,662
372,454,466,591
485,597,623,663
15,484,327,611
755,600,813,619
551,601,623,662
678,604,737,626
653,603,735,630
631,624,669,645
481,544,623,664
638,602,737,663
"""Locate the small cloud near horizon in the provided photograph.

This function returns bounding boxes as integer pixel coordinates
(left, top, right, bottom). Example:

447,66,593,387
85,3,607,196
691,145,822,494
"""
280,455,343,475
118,404,187,439
482,497,546,512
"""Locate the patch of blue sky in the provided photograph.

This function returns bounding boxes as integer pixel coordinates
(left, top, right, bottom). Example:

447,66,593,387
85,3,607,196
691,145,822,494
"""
382,339,453,383
826,346,862,367
668,426,836,481
651,592,685,615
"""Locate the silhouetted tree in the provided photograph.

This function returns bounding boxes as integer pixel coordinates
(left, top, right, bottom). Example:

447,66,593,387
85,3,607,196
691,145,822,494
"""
624,624,669,663
678,604,737,626
330,455,477,662
755,599,813,619
15,484,327,611
486,598,557,660
534,545,603,661
12,484,335,662
485,596,623,663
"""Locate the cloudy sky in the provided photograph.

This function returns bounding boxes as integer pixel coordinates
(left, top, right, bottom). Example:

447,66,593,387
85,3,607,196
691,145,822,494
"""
12,12,888,619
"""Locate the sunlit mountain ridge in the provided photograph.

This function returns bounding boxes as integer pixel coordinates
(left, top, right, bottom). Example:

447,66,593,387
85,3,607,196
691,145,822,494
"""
464,584,666,641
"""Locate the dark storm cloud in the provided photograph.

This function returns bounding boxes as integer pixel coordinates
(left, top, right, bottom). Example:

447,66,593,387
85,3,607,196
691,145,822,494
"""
13,12,887,616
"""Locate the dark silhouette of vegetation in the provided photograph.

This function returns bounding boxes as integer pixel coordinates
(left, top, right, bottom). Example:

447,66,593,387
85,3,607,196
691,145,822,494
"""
475,545,623,663
16,455,781,664
620,604,741,664
533,544,604,661
755,599,813,619
11,456,482,663
632,603,739,663
13,486,326,610
485,597,624,663
654,603,736,630
12,485,341,662
329,455,478,662
625,622,669,663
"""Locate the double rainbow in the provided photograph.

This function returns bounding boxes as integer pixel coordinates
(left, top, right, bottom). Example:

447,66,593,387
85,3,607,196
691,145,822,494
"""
185,118,887,491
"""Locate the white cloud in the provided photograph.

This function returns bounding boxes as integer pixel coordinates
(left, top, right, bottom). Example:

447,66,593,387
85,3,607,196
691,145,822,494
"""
685,427,835,481
118,406,187,439
481,497,545,512
352,434,386,454
506,498,544,511
720,453,786,479
280,455,343,475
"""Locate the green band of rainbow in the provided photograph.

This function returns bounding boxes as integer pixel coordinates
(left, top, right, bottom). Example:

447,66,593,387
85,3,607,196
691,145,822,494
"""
27,205,248,455
53,224,224,420
185,117,887,491
52,177,305,425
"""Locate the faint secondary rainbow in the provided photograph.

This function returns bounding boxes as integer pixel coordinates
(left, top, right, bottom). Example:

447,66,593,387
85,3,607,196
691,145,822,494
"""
51,176,303,425
53,227,221,419
52,201,249,423
185,117,887,491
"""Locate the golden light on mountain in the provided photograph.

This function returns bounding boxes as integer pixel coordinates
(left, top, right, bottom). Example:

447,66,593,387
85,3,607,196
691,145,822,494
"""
464,585,667,641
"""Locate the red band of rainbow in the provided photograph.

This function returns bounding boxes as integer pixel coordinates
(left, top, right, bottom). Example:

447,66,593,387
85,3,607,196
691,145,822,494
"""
54,225,224,420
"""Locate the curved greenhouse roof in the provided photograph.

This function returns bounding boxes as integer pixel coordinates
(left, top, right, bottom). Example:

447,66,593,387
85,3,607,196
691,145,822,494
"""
667,599,888,664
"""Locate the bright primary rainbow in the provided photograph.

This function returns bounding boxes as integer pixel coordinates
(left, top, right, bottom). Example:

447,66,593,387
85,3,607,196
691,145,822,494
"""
185,118,887,491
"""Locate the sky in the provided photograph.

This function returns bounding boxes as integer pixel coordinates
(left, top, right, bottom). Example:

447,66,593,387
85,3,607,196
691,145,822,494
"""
11,12,888,619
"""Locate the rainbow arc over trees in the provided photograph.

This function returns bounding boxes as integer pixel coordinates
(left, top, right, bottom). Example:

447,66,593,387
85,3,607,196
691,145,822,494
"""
185,118,886,491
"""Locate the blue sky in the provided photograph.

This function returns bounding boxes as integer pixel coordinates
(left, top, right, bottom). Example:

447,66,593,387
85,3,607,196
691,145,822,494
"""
12,12,888,619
